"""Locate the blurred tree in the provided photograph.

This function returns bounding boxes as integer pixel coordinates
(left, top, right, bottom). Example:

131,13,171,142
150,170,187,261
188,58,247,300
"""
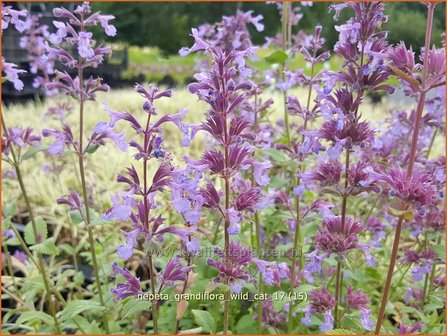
92,2,445,55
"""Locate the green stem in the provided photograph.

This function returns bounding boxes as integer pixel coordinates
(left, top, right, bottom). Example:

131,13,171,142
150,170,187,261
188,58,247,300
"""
2,116,62,334
2,243,18,289
281,1,290,143
334,150,350,329
77,60,110,334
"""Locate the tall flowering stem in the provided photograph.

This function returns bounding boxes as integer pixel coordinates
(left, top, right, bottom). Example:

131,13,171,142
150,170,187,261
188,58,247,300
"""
281,1,291,142
102,84,192,334
41,2,120,332
282,23,330,332
180,28,273,334
374,3,436,334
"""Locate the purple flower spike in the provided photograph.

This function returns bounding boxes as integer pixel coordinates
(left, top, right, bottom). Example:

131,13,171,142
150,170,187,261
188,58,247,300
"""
110,263,142,301
160,256,194,288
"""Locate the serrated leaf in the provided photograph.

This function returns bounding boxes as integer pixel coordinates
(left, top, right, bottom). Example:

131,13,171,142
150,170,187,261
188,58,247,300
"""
235,314,256,334
325,329,356,335
345,249,366,271
192,309,215,334
16,311,54,326
4,203,17,218
21,146,47,161
24,217,48,244
265,50,288,64
262,148,289,165
122,298,150,318
2,217,12,230
30,238,59,256
61,300,104,321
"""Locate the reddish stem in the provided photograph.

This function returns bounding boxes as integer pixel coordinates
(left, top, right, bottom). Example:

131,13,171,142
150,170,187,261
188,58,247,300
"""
374,4,435,334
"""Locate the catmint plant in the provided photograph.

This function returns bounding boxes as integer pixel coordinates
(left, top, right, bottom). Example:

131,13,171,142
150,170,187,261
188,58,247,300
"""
19,14,56,94
374,2,445,333
101,84,192,334
41,2,118,332
180,29,275,334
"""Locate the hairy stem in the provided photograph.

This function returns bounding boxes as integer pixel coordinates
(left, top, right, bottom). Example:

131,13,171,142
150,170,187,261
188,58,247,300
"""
250,92,264,334
281,1,290,142
77,61,110,334
374,5,435,334
334,149,350,328
287,41,317,333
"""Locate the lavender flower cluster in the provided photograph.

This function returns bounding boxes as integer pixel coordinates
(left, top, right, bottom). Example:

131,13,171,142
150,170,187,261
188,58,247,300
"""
1,1,445,335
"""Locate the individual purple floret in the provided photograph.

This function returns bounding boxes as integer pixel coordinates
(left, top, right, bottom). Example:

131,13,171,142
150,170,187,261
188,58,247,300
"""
159,256,194,288
110,262,142,301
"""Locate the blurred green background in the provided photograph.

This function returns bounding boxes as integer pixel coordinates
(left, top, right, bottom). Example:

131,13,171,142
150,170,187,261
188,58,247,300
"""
90,2,446,54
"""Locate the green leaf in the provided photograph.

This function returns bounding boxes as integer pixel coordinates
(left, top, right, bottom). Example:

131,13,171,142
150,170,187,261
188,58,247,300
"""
431,244,446,261
235,314,256,334
122,298,150,318
16,311,54,326
345,249,366,271
2,217,12,230
61,300,104,321
4,203,17,218
262,148,289,165
29,238,59,256
192,309,215,334
325,329,356,335
265,50,288,64
85,144,99,154
272,291,289,312
24,217,48,244
21,146,47,161
69,210,83,224
388,207,414,221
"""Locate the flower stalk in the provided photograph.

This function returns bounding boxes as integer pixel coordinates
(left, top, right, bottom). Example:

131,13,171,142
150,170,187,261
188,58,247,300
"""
76,59,111,334
374,3,435,334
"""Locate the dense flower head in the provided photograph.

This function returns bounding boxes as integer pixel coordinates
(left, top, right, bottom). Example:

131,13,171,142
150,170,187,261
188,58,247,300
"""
19,14,56,93
330,2,387,44
369,167,439,210
43,1,116,99
300,160,342,187
316,117,375,154
388,41,417,74
315,216,363,255
346,286,374,330
301,287,336,332
401,248,438,282
207,241,277,289
196,10,263,54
